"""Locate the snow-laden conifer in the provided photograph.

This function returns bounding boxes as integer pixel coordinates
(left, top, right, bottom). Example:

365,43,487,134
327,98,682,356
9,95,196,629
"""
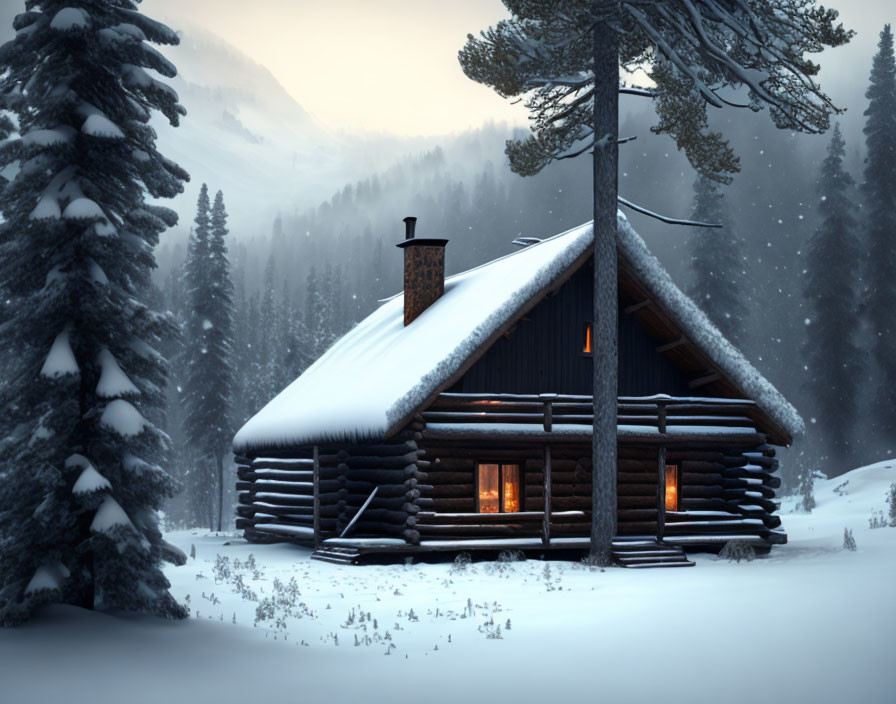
887,484,896,527
798,468,816,513
182,188,234,531
0,0,188,624
304,264,334,361
688,175,746,345
460,0,850,564
862,25,896,449
257,253,280,404
803,125,862,467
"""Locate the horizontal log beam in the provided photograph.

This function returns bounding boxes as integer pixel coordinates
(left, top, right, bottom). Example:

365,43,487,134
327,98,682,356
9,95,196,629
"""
689,371,722,389
416,510,585,525
656,336,687,353
624,298,652,314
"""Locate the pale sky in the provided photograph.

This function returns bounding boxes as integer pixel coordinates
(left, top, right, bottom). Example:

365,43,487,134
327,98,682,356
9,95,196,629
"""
142,0,893,138
2,2,891,137
143,0,528,136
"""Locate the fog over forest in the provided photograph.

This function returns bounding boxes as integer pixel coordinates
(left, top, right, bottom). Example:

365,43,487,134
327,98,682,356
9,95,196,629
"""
3,5,896,696
139,17,891,525
1,5,890,528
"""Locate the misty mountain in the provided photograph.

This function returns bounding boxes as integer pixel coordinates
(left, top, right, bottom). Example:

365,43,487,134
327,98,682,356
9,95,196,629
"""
157,99,871,485
147,24,347,241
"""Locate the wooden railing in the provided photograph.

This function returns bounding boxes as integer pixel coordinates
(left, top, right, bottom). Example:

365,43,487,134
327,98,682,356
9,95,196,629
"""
425,392,759,433
424,393,763,546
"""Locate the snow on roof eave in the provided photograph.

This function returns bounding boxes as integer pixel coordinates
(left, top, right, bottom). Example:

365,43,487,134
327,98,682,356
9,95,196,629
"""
382,213,802,445
233,222,596,453
614,213,804,443
233,214,802,454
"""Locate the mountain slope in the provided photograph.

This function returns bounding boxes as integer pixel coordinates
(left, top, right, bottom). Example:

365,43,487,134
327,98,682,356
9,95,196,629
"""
147,23,347,239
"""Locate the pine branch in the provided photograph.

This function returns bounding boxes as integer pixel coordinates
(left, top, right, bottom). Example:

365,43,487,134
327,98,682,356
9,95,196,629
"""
618,196,722,227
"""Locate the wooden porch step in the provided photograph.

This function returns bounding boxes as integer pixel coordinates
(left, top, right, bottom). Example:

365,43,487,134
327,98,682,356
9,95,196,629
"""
310,546,361,565
613,549,687,559
616,554,694,566
611,539,694,568
621,560,695,569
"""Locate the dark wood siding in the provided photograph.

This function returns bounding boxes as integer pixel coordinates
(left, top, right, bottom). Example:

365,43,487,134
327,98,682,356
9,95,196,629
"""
452,257,692,396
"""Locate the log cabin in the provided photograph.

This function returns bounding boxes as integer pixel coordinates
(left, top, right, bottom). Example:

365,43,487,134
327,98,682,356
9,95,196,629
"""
232,214,803,567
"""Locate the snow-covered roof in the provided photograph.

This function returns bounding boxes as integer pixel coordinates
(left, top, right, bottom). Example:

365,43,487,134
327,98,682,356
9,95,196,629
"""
234,214,802,452
614,215,803,440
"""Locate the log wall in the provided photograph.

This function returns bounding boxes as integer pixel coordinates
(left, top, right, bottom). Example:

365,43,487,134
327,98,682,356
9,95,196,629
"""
236,397,785,552
236,429,426,546
414,439,782,547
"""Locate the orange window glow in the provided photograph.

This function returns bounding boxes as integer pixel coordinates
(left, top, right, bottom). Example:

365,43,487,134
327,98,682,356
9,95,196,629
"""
583,323,593,354
478,464,500,513
503,465,520,513
665,464,679,511
478,463,520,513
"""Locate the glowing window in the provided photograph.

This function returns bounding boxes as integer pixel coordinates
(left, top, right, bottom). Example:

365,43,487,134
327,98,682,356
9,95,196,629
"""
583,323,593,354
665,464,679,512
477,463,521,513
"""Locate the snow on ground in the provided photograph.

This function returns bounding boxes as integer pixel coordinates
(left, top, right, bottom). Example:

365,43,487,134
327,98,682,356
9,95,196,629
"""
2,461,894,704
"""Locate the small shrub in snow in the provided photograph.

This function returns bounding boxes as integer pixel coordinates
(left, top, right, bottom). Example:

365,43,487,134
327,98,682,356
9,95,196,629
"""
719,540,756,563
798,468,816,512
449,552,472,574
833,480,849,497
843,527,856,551
253,577,310,632
478,616,503,639
497,549,526,563
542,563,558,591
577,555,605,572
887,483,896,526
212,555,231,583
868,510,887,529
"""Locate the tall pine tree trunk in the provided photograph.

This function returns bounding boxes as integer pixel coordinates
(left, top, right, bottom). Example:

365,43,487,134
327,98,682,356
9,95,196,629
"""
589,16,619,565
216,453,224,533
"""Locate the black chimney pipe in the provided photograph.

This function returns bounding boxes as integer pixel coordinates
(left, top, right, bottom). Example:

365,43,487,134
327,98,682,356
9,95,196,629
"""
403,216,417,240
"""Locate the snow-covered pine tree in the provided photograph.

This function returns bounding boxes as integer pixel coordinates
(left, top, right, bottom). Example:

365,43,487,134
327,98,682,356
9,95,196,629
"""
158,250,190,526
803,125,862,469
243,289,267,416
798,467,816,513
688,174,746,344
304,264,333,361
206,190,234,531
229,262,257,427
887,483,896,526
0,1,188,624
258,253,279,402
862,25,896,451
279,280,309,391
325,261,345,343
460,0,850,564
182,187,234,532
181,187,213,528
842,527,856,551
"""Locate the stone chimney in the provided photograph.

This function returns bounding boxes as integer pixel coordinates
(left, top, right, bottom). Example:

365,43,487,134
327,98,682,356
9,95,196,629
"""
396,216,448,326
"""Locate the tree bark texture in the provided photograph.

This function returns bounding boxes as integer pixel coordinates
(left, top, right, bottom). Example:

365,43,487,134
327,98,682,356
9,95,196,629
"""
590,15,619,565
